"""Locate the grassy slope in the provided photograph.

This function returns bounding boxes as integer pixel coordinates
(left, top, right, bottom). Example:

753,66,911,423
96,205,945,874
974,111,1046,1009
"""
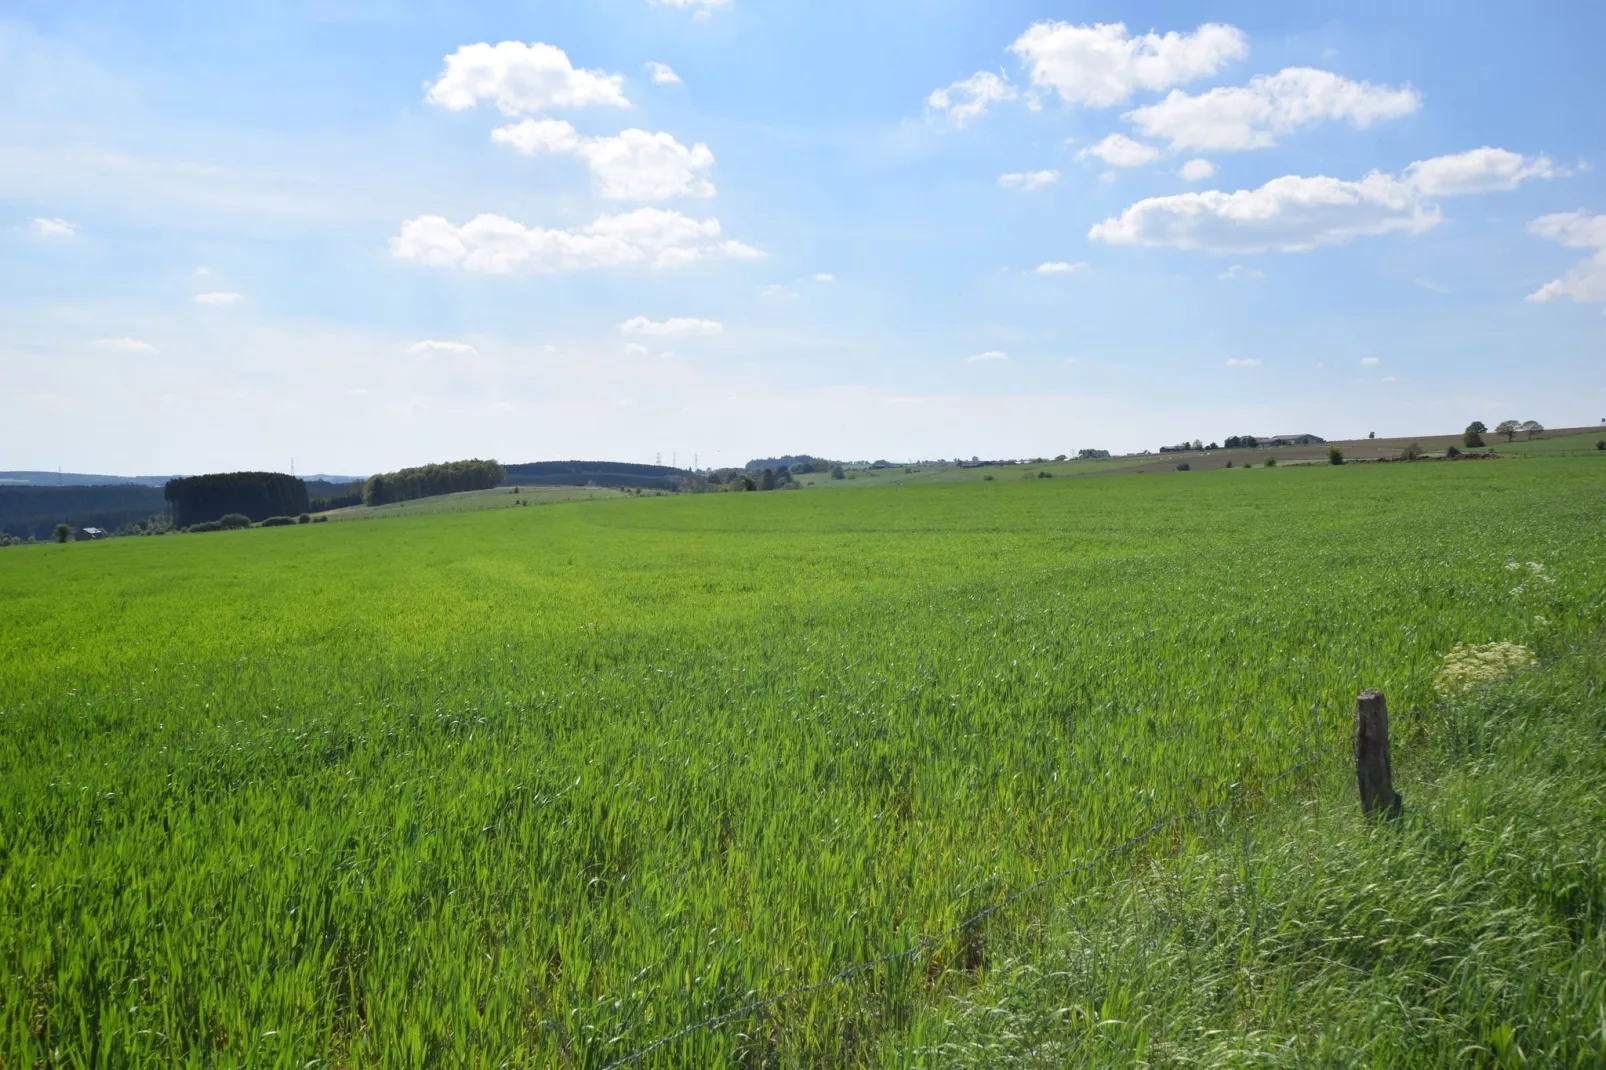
899,644,1606,1067
2,459,1603,1065
319,482,639,520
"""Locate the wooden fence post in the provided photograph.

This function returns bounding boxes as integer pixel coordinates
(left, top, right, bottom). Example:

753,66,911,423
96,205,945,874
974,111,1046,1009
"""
1355,690,1402,818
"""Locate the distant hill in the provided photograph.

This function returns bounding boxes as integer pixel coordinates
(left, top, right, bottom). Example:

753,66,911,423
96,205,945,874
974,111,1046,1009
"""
503,461,689,491
0,471,179,487
745,455,825,471
0,484,168,539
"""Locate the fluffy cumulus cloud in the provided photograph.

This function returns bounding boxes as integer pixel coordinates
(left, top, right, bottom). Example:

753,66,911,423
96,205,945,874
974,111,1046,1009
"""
928,71,1017,127
94,337,155,352
1406,147,1559,196
645,61,682,86
1090,148,1557,255
1077,133,1160,167
30,217,76,237
1036,261,1089,274
998,169,1060,190
194,291,244,305
391,208,760,274
407,340,478,355
1125,67,1420,152
965,350,1009,362
426,42,629,115
493,119,715,200
1526,210,1606,304
1180,158,1217,181
1010,21,1246,108
620,316,724,336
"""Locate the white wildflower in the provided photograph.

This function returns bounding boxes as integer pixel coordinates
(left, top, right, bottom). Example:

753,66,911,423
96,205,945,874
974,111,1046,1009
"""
1434,641,1537,696
1504,561,1522,571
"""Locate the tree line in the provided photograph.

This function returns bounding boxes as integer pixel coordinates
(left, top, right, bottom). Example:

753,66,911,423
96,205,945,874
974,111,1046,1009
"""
165,472,310,528
363,459,505,506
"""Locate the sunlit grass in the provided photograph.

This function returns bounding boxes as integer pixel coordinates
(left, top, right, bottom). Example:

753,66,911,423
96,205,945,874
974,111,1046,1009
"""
1,458,1601,1066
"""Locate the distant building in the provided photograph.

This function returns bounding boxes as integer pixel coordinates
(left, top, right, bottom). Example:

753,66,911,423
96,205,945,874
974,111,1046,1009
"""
74,527,107,541
1259,434,1325,446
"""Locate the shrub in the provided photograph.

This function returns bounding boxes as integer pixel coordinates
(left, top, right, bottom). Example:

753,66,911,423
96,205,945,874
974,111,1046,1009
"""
1327,447,1344,466
259,516,296,528
1264,457,1277,468
187,521,224,533
1463,421,1487,448
312,515,329,523
297,514,311,524
1596,440,1605,451
1446,445,1462,459
1434,641,1535,696
1224,460,1233,469
1037,470,1053,478
1403,442,1424,461
53,523,72,543
830,466,845,480
982,474,994,481
1175,463,1190,471
219,513,251,530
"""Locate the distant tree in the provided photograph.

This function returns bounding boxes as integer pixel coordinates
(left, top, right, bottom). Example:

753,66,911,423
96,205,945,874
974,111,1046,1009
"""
165,472,309,527
830,465,845,480
363,459,504,506
297,513,311,524
1403,442,1424,460
1175,462,1190,471
759,468,777,491
1242,435,1259,449
1369,431,1376,439
1054,454,1066,462
1597,440,1606,451
1207,442,1219,450
1264,456,1277,467
1223,436,1242,449
53,523,71,543
1521,420,1544,439
1328,447,1345,465
1495,419,1522,442
1463,421,1487,448
1446,445,1462,458
187,520,224,532
219,513,251,530
1224,460,1234,468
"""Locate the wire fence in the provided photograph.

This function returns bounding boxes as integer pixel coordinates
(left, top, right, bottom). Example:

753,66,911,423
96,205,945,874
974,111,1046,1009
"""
599,638,1594,1069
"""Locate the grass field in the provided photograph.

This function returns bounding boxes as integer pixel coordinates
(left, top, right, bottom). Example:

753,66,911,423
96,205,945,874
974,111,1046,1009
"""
2,458,1603,1066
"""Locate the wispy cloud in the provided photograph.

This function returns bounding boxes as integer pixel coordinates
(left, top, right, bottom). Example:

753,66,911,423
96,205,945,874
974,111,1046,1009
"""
1225,357,1261,367
194,291,244,305
1036,261,1089,275
620,316,723,336
93,337,155,352
407,340,477,355
965,350,1008,362
30,217,76,238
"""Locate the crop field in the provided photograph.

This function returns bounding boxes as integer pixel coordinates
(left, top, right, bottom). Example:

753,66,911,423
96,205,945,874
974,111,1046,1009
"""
2,458,1603,1066
321,483,642,522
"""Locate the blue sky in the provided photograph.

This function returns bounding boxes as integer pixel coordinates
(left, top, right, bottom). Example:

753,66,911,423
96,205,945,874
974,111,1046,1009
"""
3,0,1603,474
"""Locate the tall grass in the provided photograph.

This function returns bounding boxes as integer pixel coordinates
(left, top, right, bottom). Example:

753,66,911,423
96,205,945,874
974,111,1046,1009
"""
903,640,1606,1066
0,459,1601,1065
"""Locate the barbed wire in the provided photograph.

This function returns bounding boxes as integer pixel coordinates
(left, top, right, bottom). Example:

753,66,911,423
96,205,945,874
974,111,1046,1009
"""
600,635,1598,1069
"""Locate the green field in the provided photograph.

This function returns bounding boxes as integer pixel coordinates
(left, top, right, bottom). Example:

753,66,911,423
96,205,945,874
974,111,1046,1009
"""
2,458,1602,1066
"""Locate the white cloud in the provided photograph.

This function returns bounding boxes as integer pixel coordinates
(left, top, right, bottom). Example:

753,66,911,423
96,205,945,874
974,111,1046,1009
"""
813,273,835,282
493,119,715,200
1360,356,1381,366
998,169,1061,190
1406,147,1559,196
646,62,682,86
1217,264,1264,281
391,208,759,274
965,350,1009,362
93,337,155,352
651,0,729,14
1526,210,1606,304
1036,261,1089,274
619,316,723,336
1089,147,1552,255
194,291,244,305
1381,375,1397,383
407,340,478,355
1413,278,1451,293
928,71,1017,127
1010,21,1246,108
425,42,629,116
1180,158,1216,181
30,217,76,237
1224,357,1260,367
1077,134,1159,167
1125,67,1420,152
622,342,650,355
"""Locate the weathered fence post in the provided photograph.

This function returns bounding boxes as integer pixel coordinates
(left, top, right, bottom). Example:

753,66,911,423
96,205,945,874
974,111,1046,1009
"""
1355,690,1402,818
